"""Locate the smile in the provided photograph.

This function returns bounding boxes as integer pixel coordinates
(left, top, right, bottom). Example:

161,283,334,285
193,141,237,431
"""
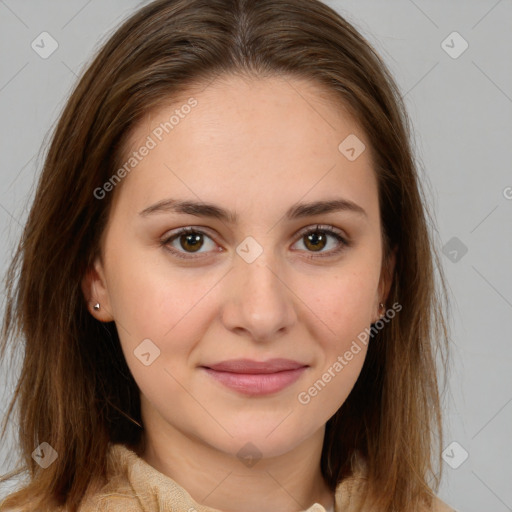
200,358,309,396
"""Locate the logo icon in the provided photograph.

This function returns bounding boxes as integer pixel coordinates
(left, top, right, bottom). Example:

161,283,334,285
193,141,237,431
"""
442,237,468,263
442,441,469,469
134,338,161,366
237,442,262,468
236,236,264,264
31,32,59,59
441,32,469,59
338,134,366,161
32,442,58,468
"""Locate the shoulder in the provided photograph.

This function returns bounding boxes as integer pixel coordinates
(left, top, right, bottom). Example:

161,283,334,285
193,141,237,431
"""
77,444,142,511
333,451,457,512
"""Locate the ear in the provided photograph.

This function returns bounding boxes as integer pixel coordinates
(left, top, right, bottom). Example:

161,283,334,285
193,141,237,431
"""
81,255,115,322
374,244,397,322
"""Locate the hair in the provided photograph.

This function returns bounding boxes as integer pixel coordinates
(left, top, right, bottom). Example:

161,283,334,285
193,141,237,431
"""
0,0,451,510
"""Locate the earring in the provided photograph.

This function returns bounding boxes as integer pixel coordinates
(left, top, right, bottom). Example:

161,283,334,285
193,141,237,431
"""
93,303,100,311
379,302,385,319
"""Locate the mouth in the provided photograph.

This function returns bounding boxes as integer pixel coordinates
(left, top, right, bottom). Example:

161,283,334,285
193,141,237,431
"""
200,358,309,396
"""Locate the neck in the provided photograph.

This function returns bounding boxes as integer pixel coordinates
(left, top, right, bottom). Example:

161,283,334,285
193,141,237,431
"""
138,412,334,512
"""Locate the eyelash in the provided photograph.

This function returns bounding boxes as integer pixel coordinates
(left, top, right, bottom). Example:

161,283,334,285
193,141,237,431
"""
160,225,350,261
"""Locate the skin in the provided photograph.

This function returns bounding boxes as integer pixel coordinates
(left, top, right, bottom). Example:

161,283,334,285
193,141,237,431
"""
82,74,395,512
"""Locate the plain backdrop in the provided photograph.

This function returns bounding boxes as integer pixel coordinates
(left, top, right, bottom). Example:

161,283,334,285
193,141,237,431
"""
0,1,511,511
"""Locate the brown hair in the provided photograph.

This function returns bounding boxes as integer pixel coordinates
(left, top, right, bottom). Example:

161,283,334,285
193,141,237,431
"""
0,0,450,510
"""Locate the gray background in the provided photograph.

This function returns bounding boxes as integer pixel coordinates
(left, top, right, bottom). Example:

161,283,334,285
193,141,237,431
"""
0,1,511,510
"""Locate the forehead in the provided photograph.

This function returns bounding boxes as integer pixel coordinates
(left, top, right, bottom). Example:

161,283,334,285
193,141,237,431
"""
112,74,378,221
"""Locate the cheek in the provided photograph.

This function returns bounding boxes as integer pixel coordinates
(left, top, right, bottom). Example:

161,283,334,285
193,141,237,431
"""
294,273,374,415
106,245,203,337
106,251,223,386
296,267,380,346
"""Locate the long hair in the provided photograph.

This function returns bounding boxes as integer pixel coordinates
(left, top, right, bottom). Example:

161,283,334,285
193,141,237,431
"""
0,0,450,510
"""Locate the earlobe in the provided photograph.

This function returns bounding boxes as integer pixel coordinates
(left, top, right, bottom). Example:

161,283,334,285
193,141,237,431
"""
81,257,114,322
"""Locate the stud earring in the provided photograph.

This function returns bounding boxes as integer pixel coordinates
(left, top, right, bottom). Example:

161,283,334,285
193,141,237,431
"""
93,303,100,311
379,302,385,319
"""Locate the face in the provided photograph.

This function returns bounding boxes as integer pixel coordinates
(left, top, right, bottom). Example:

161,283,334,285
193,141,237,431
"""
83,74,394,459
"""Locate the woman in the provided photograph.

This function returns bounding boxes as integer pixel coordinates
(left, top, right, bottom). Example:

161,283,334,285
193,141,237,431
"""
0,0,453,510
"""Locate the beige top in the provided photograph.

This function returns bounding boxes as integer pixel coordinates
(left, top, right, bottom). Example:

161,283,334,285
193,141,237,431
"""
74,443,455,512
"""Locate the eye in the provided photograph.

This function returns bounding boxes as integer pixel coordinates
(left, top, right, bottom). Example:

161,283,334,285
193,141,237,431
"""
161,227,220,259
161,224,350,261
291,224,349,258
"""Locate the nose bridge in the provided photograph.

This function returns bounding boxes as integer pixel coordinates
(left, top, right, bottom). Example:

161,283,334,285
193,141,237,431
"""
221,243,297,341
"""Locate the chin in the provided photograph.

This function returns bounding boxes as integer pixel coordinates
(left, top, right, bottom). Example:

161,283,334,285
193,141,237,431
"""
208,420,317,460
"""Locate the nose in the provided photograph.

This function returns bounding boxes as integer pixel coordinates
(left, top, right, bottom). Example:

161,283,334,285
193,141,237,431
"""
220,250,297,343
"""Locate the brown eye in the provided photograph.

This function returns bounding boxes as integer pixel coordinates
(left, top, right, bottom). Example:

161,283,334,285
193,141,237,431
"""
178,231,204,252
293,225,349,258
161,227,218,259
303,231,328,252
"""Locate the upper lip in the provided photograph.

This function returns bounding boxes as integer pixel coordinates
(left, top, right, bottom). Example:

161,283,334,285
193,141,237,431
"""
202,358,308,374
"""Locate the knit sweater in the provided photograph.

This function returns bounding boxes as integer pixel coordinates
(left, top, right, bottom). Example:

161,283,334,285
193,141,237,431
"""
73,443,455,512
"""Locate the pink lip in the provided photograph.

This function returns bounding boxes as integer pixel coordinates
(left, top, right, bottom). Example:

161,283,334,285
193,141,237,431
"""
200,358,308,395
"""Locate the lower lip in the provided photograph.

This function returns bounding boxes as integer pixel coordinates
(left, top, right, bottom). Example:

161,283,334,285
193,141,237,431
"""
201,367,307,395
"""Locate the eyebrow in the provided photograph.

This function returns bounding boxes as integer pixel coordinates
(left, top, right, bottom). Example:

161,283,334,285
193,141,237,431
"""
138,197,367,222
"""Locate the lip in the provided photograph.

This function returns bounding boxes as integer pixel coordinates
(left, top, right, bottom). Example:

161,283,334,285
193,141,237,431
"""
200,358,308,396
